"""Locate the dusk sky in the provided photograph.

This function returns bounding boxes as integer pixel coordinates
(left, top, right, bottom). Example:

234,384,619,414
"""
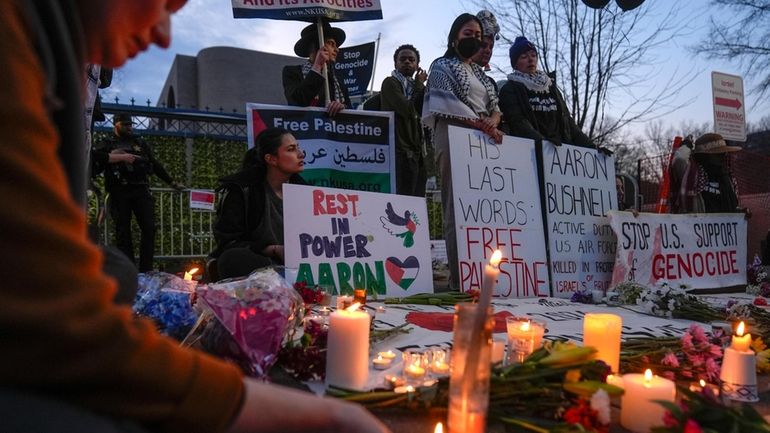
103,0,769,139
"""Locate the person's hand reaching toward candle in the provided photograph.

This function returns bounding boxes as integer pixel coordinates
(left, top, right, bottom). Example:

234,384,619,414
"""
227,379,391,433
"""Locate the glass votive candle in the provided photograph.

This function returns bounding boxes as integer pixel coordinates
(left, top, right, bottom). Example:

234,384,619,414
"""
384,374,405,389
430,348,451,376
376,305,386,314
353,288,367,305
372,354,393,370
403,349,428,383
378,350,397,361
318,285,334,306
506,316,546,364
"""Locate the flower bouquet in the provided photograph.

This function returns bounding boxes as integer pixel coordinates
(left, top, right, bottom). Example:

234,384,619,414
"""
196,267,304,378
133,271,199,341
746,255,770,297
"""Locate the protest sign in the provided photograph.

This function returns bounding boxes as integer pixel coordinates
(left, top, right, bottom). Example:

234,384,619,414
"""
448,126,549,297
609,211,747,289
247,103,395,193
284,184,432,297
335,42,375,97
231,0,382,21
189,190,215,211
542,142,617,298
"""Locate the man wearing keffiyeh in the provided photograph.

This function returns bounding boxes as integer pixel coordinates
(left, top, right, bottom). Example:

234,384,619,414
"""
380,44,428,197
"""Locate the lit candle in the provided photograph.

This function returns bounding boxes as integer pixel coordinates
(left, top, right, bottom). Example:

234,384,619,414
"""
731,321,752,352
183,267,199,281
506,317,546,363
325,302,370,390
432,360,450,375
405,363,426,380
583,313,622,373
393,385,415,394
434,422,444,433
372,355,392,370
378,350,397,360
620,369,676,433
481,250,503,295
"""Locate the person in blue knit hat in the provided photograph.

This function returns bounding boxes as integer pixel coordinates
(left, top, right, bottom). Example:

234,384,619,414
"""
499,36,604,151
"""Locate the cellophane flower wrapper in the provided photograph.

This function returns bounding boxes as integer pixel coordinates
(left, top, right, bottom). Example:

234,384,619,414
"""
197,267,303,378
133,272,199,341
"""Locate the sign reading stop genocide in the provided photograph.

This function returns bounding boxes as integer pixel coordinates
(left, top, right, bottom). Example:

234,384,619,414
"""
711,71,746,142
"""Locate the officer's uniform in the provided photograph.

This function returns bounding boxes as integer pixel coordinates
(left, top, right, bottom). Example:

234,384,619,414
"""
98,115,178,272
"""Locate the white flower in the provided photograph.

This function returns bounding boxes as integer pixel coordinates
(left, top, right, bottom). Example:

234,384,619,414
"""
590,389,611,425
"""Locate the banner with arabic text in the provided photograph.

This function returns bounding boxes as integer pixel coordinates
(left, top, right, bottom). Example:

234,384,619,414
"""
247,103,395,193
608,211,747,290
231,0,382,21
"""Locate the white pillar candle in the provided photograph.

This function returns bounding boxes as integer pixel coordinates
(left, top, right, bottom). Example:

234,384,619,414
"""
731,321,752,352
583,313,622,373
325,303,370,390
620,370,676,433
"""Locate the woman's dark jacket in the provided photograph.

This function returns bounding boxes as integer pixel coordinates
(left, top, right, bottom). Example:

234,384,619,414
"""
499,77,594,148
210,166,306,258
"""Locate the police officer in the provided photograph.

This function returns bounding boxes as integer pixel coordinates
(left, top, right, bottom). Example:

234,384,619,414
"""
98,113,184,272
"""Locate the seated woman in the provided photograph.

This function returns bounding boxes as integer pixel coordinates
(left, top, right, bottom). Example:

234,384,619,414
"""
209,127,306,280
499,36,595,149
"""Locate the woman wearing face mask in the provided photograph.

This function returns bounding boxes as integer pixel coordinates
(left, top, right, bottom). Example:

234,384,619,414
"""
499,36,597,149
210,127,307,280
423,13,503,291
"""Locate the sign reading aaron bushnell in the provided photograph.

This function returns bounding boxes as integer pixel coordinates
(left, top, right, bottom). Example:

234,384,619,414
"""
283,184,433,297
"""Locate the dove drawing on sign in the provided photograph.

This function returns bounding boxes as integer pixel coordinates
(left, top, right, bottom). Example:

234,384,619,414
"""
379,202,418,248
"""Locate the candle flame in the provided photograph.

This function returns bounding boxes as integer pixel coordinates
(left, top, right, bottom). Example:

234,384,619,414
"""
737,321,745,337
644,369,653,383
346,302,361,312
490,249,503,267
699,379,706,387
406,385,414,392
183,267,199,280
521,320,531,331
376,355,383,361
434,422,444,433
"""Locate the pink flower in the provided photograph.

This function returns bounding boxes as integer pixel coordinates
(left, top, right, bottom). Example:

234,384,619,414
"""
689,325,708,345
681,369,693,378
661,370,676,380
661,352,680,368
705,358,720,382
684,419,703,433
687,353,705,367
681,333,694,350
708,344,723,358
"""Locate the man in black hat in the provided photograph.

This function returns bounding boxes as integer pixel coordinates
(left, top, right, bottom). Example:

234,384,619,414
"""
282,21,351,116
95,113,184,272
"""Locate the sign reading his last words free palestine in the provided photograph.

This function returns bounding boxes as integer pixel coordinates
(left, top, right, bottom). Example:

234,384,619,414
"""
283,184,433,297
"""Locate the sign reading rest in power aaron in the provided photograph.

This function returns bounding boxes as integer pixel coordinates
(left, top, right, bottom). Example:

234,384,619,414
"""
231,0,383,21
283,184,432,297
247,103,395,193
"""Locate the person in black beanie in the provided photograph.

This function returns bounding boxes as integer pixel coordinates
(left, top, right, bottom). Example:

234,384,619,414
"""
499,36,607,152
